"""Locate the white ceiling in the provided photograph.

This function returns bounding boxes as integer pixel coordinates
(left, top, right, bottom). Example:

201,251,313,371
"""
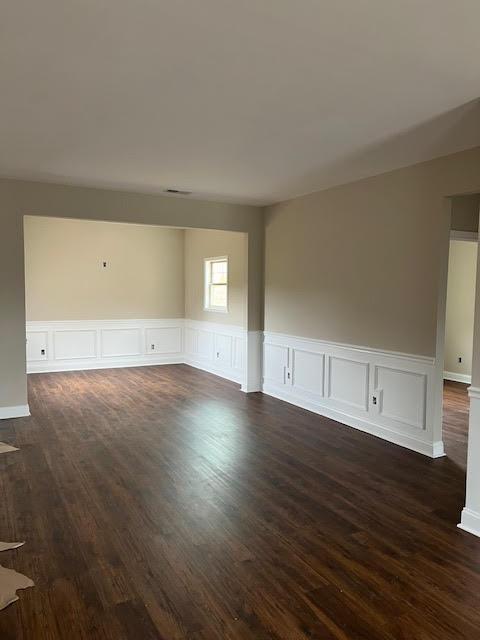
1,0,480,205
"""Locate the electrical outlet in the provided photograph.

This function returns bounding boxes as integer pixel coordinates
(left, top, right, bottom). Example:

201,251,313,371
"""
151,344,155,351
458,356,462,363
41,348,46,356
216,351,220,358
371,389,382,413
102,261,107,268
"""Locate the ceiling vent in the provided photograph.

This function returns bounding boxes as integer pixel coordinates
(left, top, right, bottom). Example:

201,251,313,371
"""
164,188,192,196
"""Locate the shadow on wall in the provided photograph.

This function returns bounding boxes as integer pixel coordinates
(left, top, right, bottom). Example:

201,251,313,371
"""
288,99,480,196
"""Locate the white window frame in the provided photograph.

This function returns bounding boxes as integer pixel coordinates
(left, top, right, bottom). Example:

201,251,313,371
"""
204,256,229,313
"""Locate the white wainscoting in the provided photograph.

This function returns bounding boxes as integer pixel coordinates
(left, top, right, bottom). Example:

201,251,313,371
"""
262,331,443,458
26,319,247,384
26,319,184,373
183,320,246,383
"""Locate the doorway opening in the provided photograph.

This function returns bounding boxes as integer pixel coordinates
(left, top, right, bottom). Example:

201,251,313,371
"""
23,216,249,392
441,194,479,468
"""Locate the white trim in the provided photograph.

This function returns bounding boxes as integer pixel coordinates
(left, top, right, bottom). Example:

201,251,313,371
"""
468,386,480,400
0,405,30,420
264,330,435,366
184,318,246,384
184,358,241,383
443,371,472,384
27,319,184,374
458,508,480,538
26,318,252,386
241,330,263,392
183,319,245,337
26,318,183,330
450,230,478,242
459,388,480,537
204,256,229,313
28,355,183,374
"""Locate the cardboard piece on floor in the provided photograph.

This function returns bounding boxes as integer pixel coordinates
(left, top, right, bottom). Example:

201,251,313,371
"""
0,542,25,553
0,565,34,611
0,443,19,454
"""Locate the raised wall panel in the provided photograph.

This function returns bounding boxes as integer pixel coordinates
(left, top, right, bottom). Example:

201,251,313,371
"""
145,327,182,354
54,330,96,360
197,330,214,360
262,331,438,457
263,343,288,385
233,337,245,371
375,366,426,429
328,356,369,410
26,331,48,362
214,334,233,367
101,328,141,358
184,327,198,356
292,349,324,397
183,320,246,384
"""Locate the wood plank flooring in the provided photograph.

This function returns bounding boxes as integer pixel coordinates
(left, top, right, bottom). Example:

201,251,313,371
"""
0,367,479,639
442,380,469,470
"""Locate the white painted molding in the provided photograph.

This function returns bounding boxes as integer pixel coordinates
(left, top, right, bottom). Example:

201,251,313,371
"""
27,319,185,374
458,508,480,538
184,319,246,384
450,230,478,242
27,318,250,384
262,331,442,458
0,405,30,420
444,371,472,384
459,387,480,537
263,330,435,365
183,318,245,337
468,386,480,400
241,331,263,392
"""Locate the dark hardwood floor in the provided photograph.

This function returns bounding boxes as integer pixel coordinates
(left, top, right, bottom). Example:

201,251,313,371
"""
442,380,469,470
0,366,479,639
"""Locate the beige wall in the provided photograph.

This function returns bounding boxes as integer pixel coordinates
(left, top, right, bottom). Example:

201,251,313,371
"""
451,194,479,232
265,147,480,357
444,240,478,376
24,216,185,321
184,229,246,326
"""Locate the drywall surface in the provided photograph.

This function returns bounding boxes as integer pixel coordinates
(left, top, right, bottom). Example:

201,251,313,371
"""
444,240,477,376
24,216,185,320
265,146,480,357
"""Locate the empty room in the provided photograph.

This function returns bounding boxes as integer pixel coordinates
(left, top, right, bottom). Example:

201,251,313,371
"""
1,2,480,639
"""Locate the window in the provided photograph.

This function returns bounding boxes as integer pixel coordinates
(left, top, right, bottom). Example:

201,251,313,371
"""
204,257,228,312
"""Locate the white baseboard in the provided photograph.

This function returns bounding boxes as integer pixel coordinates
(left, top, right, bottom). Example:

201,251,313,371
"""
0,405,30,420
263,383,443,458
184,357,242,383
443,371,472,384
28,355,184,374
262,331,442,458
458,508,480,538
